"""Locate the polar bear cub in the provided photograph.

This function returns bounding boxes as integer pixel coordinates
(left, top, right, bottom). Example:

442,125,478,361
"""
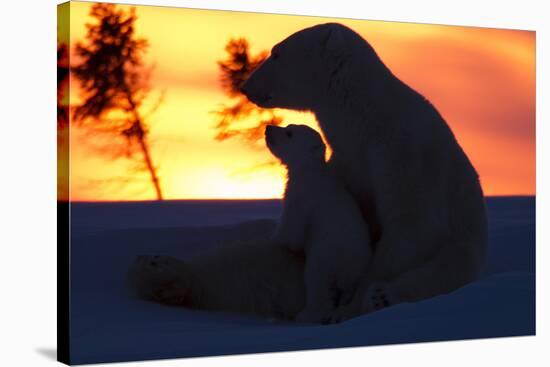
266,124,372,323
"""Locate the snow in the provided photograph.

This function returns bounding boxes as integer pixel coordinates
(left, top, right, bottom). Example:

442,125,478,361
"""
68,197,535,365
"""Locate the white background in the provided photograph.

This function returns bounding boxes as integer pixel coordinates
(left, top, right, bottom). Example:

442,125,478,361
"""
0,0,546,366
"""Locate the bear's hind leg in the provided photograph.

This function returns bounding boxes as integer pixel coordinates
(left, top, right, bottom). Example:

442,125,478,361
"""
362,241,484,312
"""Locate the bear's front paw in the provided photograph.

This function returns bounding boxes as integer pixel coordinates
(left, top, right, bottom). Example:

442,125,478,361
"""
295,309,331,325
362,283,395,313
153,282,190,306
329,298,362,324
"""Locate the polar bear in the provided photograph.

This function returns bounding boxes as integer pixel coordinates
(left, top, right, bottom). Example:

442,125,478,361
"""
241,23,488,320
127,125,372,324
127,241,306,320
265,124,371,323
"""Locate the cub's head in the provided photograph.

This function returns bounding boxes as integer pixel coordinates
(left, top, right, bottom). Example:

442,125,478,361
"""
265,124,326,168
241,23,374,111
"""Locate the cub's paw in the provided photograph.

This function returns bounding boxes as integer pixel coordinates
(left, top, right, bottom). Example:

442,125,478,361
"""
362,283,395,313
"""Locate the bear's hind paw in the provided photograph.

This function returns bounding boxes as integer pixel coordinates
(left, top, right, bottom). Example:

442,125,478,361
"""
363,283,395,313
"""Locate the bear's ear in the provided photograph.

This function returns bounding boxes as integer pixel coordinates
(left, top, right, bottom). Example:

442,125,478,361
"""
320,24,348,79
320,24,346,58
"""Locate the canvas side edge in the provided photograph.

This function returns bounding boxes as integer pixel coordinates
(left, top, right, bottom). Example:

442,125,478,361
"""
57,1,71,365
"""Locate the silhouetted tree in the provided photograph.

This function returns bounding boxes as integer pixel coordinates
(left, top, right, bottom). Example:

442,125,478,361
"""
72,3,163,200
215,38,283,145
57,41,70,202
57,43,70,129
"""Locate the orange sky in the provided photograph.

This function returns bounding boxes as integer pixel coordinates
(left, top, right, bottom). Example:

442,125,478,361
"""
60,1,536,201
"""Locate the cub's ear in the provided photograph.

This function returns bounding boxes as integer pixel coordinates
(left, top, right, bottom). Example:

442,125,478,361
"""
311,142,326,158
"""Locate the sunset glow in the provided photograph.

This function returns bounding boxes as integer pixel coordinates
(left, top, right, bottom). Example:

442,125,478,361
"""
61,2,535,201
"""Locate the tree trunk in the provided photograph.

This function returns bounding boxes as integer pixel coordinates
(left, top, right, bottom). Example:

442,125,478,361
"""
125,91,163,201
136,132,163,200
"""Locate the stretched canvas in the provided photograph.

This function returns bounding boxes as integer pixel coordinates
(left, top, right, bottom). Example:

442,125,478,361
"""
57,1,536,365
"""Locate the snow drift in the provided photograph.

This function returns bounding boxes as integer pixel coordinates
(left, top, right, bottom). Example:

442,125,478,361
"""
68,197,535,364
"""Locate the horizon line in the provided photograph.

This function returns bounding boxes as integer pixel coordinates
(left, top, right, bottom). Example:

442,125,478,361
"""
62,194,536,204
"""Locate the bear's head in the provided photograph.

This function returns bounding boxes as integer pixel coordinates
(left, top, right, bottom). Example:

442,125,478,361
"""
241,23,377,111
127,255,194,307
265,124,326,169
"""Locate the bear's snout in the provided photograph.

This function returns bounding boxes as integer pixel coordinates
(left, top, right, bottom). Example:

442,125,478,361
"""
265,125,285,145
240,79,272,106
248,91,272,105
265,125,277,134
238,84,248,95
265,125,276,145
